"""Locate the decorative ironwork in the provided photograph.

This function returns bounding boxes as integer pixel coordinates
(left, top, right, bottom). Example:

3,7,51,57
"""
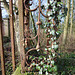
0,0,62,74
22,0,51,72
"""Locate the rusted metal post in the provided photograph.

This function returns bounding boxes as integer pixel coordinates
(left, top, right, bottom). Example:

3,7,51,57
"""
18,0,25,72
36,0,42,48
9,0,15,71
47,0,50,46
0,2,5,75
24,0,30,47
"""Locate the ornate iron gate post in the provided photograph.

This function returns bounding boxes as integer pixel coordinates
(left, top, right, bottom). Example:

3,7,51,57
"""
0,2,5,75
23,0,49,71
18,0,61,73
24,0,30,47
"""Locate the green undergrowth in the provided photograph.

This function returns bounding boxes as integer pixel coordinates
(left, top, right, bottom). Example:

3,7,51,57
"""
13,53,75,75
3,36,10,43
56,52,75,75
12,65,38,75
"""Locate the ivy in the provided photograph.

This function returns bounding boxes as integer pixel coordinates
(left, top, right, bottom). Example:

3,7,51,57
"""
27,0,63,74
37,0,63,74
36,66,41,70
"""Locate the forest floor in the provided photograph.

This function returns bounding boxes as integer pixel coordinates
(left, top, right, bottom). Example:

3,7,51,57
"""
0,33,75,75
57,33,75,74
0,37,20,75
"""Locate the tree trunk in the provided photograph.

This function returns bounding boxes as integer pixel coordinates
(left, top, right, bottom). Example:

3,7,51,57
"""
30,12,37,36
70,0,74,36
63,0,70,45
18,0,25,72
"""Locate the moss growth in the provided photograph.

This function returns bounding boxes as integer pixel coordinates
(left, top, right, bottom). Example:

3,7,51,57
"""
12,65,38,75
12,65,22,75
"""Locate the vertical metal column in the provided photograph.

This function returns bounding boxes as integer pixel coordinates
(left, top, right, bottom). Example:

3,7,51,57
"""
18,0,25,72
24,1,30,47
0,2,5,75
9,0,15,71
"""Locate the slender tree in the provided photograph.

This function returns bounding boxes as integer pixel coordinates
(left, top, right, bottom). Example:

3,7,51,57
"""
70,0,74,36
30,12,37,36
63,0,70,45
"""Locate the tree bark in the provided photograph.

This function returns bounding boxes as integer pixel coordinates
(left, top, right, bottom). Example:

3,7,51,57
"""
18,0,25,72
30,12,37,36
63,0,70,45
70,0,74,36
